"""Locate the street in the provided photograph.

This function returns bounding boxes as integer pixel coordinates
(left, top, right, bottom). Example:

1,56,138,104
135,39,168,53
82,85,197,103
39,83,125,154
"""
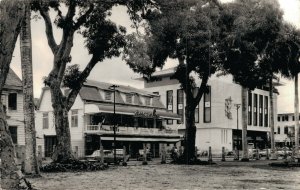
29,159,300,190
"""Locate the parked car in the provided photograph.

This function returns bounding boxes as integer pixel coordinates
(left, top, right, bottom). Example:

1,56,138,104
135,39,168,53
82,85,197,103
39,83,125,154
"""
85,149,129,164
248,148,260,158
258,149,271,157
277,147,292,157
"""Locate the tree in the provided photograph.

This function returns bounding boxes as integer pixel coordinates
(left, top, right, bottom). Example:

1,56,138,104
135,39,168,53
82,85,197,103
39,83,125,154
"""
124,0,225,163
0,0,26,189
20,2,40,176
221,0,285,161
32,0,154,163
278,25,300,160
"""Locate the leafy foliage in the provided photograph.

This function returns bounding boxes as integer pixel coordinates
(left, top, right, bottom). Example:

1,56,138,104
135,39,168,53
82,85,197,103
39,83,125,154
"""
62,64,82,89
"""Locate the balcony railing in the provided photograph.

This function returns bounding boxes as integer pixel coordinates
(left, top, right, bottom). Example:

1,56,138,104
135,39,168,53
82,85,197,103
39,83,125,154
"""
85,125,178,136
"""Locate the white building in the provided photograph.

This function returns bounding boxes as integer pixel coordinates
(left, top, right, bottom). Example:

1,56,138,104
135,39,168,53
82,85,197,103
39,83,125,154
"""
35,80,181,158
1,69,25,155
276,113,299,147
139,67,279,154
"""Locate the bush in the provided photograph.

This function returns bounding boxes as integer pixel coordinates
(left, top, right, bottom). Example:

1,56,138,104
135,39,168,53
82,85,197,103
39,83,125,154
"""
40,159,108,172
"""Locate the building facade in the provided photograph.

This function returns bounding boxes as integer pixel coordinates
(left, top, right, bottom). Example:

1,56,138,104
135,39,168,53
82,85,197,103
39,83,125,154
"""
1,69,25,153
276,113,299,147
35,80,181,158
140,67,278,154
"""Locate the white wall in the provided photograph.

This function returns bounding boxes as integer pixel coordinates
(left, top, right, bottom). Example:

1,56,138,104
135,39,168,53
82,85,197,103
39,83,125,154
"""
2,90,25,145
36,88,85,156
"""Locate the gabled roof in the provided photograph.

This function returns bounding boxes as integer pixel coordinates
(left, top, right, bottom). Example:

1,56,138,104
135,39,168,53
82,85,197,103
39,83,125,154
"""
4,69,22,90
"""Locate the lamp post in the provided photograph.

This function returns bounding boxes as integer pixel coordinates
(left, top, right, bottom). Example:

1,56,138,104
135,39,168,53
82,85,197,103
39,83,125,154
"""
109,84,119,165
234,104,241,160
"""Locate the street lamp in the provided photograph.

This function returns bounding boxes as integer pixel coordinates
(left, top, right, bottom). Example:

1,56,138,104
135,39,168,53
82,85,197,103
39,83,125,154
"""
234,103,241,160
109,84,119,165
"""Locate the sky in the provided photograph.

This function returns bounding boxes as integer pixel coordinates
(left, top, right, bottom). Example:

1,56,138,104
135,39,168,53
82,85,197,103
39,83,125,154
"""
9,0,300,113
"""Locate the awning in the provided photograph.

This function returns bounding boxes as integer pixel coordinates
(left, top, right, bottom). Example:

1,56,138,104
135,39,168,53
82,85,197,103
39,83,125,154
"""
100,136,181,143
85,103,181,120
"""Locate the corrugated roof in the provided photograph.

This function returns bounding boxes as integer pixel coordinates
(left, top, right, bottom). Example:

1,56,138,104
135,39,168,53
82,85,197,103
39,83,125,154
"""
84,80,156,97
80,80,165,109
79,86,103,102
4,69,22,90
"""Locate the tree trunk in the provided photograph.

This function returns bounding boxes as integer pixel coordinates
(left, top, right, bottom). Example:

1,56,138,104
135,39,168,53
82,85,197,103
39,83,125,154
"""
241,87,249,161
0,107,21,189
269,77,277,159
184,103,196,164
294,74,299,158
49,86,74,163
20,3,40,176
0,0,26,189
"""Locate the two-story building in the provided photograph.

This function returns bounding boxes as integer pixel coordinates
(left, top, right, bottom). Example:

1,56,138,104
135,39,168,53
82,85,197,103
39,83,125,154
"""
139,67,279,154
35,80,181,158
276,113,299,147
1,69,25,151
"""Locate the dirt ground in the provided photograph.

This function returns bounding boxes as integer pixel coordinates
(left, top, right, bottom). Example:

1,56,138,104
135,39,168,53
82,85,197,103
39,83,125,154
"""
28,159,300,190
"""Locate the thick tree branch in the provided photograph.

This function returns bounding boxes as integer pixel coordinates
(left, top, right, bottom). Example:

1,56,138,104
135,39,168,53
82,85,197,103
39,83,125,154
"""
66,55,100,110
73,3,94,30
194,72,209,106
65,0,76,25
39,6,58,54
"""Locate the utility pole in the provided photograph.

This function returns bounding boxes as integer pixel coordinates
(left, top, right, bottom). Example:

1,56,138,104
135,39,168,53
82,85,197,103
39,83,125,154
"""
110,85,119,165
234,104,241,160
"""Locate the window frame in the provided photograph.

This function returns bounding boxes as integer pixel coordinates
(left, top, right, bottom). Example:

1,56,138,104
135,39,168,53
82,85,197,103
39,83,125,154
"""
166,90,173,125
177,89,184,124
203,86,211,123
43,112,49,129
8,93,17,111
71,110,78,128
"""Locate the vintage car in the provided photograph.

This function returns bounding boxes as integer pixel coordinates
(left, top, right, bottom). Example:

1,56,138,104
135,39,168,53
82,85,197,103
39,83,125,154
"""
86,149,129,164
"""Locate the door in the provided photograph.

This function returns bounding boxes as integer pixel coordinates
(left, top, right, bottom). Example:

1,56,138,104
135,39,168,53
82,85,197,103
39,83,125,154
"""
44,136,57,157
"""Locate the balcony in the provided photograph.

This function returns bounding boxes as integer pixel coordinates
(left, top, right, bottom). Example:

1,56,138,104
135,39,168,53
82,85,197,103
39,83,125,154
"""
84,125,178,136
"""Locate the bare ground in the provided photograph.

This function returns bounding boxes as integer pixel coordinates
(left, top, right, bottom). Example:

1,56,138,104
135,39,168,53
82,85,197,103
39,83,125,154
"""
28,159,300,190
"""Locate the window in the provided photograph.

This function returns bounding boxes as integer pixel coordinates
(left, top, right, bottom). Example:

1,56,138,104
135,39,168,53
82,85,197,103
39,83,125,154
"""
126,94,132,104
264,96,268,127
43,113,49,129
195,105,199,123
248,91,252,125
9,126,17,144
1,94,7,112
285,115,289,121
259,95,263,127
145,97,151,106
8,93,17,110
71,110,78,127
177,89,184,124
153,92,159,95
278,116,281,122
167,90,173,125
293,116,295,121
204,86,211,123
284,126,288,134
105,91,112,101
253,94,258,126
277,127,280,134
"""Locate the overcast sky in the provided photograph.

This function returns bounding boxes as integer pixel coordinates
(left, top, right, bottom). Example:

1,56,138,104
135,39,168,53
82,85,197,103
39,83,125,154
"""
9,0,300,113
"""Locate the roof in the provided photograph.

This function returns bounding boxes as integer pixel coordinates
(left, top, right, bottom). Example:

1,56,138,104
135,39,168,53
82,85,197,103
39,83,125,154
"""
4,69,22,90
79,80,165,109
151,67,176,77
84,80,157,97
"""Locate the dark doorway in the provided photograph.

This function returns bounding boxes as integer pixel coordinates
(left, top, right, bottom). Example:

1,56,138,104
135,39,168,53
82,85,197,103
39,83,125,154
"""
44,135,57,157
